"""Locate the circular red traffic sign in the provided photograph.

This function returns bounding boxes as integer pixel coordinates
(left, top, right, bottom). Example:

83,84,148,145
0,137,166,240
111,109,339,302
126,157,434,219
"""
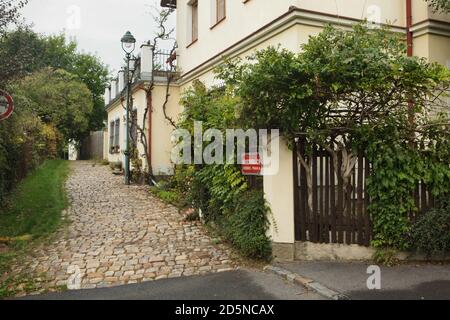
0,90,14,121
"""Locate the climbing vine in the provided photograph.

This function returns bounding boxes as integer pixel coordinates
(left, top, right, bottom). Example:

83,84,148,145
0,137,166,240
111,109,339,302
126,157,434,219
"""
217,23,450,252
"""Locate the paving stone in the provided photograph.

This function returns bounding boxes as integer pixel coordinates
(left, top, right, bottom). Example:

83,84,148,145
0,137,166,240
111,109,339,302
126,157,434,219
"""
9,161,236,296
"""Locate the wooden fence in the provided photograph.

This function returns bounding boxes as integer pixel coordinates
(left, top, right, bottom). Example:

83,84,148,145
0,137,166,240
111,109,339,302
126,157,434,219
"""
293,140,435,246
80,131,105,160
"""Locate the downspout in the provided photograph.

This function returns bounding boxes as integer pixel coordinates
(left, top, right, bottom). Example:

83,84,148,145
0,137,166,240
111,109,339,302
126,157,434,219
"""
406,0,413,57
147,90,153,176
406,0,415,129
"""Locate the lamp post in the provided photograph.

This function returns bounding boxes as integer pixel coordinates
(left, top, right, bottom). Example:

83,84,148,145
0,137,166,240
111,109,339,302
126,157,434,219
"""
121,31,136,185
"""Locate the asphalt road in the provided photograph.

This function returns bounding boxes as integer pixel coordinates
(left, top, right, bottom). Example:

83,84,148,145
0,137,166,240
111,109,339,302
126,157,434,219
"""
20,269,324,300
278,261,450,300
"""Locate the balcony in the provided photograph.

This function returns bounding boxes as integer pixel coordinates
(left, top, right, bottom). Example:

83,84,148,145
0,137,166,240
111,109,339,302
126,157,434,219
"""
132,49,179,83
161,0,176,9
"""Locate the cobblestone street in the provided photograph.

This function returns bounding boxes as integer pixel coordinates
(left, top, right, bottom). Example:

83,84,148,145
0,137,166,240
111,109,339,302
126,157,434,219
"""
13,161,235,294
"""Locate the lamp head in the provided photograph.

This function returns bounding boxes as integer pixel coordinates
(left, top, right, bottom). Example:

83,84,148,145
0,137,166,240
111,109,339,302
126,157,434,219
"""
121,31,136,54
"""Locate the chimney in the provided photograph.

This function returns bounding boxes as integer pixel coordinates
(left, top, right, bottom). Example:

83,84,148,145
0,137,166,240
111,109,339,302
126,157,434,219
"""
118,70,125,93
104,86,111,105
140,43,154,80
110,78,118,98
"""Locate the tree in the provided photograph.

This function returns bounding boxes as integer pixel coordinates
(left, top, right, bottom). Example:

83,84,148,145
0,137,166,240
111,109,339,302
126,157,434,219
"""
0,29,109,132
0,27,46,87
0,0,28,35
218,23,450,249
11,68,94,142
425,0,450,13
70,53,109,131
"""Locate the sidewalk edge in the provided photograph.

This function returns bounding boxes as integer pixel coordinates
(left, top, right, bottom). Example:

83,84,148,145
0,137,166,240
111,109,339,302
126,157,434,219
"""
264,265,350,300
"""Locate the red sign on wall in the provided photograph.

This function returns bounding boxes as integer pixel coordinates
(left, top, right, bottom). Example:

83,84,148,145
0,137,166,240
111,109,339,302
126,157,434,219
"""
0,90,14,121
241,153,262,176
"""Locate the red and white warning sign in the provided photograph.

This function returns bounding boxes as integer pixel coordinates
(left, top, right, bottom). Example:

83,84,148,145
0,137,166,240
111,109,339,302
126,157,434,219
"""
0,90,14,121
241,153,262,176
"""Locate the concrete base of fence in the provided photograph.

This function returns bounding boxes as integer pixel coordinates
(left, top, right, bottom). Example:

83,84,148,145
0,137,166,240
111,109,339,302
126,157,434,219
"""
294,242,375,261
272,243,295,262
272,241,450,262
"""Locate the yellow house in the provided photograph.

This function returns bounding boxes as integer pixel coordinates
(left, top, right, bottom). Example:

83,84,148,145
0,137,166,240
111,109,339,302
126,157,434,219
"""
104,45,180,176
106,0,450,259
164,0,449,260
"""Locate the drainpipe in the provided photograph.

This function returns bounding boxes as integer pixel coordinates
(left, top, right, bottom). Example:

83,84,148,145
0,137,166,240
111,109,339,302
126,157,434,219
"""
147,90,153,175
406,0,415,133
406,0,413,56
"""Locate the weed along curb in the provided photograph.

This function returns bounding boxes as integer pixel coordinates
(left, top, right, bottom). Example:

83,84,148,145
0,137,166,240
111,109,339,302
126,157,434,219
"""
264,265,349,300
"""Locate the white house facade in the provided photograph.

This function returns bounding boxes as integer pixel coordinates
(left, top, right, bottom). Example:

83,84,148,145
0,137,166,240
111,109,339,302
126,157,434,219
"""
105,0,450,260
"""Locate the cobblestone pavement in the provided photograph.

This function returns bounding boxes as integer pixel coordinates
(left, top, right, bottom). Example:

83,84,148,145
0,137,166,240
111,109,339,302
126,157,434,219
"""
13,161,235,294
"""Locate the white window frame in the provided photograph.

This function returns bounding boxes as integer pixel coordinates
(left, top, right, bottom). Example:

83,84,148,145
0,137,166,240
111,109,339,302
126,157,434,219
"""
187,0,198,45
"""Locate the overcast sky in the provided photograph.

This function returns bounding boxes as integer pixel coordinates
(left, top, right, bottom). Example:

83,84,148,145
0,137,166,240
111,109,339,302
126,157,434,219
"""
21,0,176,74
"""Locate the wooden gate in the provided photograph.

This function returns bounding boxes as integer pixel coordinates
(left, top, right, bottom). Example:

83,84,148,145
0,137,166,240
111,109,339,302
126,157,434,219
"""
293,140,437,246
294,140,372,246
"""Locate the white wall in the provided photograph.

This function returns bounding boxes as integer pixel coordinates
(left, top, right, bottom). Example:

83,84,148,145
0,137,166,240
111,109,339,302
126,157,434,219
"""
176,0,406,77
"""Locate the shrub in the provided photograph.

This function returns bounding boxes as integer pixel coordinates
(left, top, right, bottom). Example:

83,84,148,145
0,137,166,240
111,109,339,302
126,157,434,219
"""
410,197,450,257
224,190,272,260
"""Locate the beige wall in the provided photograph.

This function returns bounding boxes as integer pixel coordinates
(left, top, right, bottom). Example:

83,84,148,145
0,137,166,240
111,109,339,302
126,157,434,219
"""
264,137,295,244
177,0,407,77
106,99,125,165
413,33,450,65
172,0,449,247
180,23,323,91
413,0,450,24
150,84,181,176
427,34,450,65
106,83,181,176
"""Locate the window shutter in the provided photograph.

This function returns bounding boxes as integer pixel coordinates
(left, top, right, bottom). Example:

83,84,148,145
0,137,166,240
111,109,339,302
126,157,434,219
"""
217,0,226,22
109,122,115,154
114,119,120,152
192,2,198,41
447,61,450,109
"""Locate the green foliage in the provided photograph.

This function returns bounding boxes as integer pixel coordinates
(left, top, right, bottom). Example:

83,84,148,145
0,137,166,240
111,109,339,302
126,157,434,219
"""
425,0,450,13
0,0,27,36
0,29,109,131
0,160,69,237
165,83,272,260
218,24,450,143
224,190,272,259
0,160,69,298
372,248,399,267
218,23,450,252
11,68,94,142
410,197,450,257
149,186,183,207
366,140,420,249
361,114,450,250
0,104,60,201
0,28,108,200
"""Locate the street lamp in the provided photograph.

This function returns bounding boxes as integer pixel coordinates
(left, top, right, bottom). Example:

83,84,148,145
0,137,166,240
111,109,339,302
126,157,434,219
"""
121,31,136,185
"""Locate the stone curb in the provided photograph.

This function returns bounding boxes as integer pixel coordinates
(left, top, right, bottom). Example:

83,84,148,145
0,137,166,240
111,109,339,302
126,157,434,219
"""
264,265,350,300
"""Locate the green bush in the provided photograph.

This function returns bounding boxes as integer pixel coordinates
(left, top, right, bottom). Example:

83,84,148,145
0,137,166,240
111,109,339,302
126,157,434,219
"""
224,190,272,260
410,197,450,257
162,82,273,260
150,186,181,206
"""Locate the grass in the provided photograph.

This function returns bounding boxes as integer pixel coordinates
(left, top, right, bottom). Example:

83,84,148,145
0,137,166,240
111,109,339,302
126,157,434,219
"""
0,160,70,298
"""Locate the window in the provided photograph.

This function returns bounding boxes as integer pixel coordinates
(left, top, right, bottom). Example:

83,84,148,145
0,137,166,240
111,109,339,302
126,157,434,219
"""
187,0,198,45
114,119,120,153
210,0,226,28
216,0,226,23
192,1,198,42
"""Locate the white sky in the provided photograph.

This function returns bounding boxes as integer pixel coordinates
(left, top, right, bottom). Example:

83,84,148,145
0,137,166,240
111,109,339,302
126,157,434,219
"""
21,0,176,74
